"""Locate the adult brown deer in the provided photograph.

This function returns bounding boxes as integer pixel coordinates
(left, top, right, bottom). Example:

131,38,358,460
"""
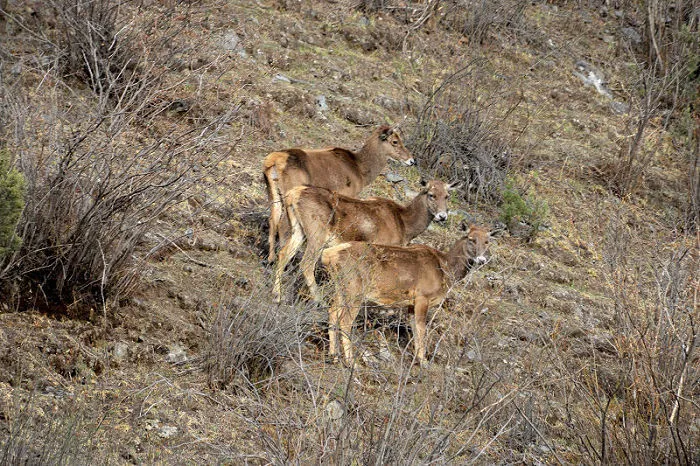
263,125,415,264
274,179,458,302
321,224,491,367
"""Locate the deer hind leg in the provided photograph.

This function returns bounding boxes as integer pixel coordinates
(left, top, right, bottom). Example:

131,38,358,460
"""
411,296,429,367
274,222,305,303
267,191,283,264
300,231,328,302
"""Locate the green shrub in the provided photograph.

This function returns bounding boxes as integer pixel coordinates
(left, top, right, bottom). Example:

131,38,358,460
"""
0,149,25,259
499,177,548,241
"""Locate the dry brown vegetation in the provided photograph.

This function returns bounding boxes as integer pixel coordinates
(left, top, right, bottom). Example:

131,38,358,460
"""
0,0,698,463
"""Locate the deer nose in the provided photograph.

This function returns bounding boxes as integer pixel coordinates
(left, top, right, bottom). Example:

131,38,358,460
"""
434,212,447,222
404,158,415,166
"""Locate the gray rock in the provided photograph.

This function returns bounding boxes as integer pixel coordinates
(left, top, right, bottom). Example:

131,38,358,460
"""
10,63,22,76
221,31,242,51
158,426,178,438
272,73,292,83
112,342,129,362
165,344,187,364
384,171,405,183
621,27,641,44
325,400,344,421
610,101,630,115
315,95,328,112
573,61,612,99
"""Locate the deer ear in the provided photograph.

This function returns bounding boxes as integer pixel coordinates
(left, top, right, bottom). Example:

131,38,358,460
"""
379,126,393,141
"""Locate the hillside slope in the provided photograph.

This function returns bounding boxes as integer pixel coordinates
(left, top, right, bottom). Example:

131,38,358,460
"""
0,0,697,463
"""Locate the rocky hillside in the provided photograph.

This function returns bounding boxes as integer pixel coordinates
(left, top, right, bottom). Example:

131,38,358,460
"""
0,0,698,463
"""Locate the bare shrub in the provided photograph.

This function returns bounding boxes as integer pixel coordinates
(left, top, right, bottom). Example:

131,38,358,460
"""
0,392,103,465
0,149,25,259
0,83,235,311
602,57,675,196
438,0,526,45
549,209,699,464
0,0,240,311
405,63,512,204
600,0,699,199
203,287,321,390
242,348,511,463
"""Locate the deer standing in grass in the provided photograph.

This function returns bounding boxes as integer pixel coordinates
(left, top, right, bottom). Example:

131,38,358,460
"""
321,224,492,367
262,125,415,264
274,180,458,302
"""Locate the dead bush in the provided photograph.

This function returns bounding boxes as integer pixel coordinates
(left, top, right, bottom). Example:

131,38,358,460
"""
438,0,526,45
405,63,512,204
0,392,103,465
0,72,236,313
549,209,699,464
203,288,320,390
0,0,240,312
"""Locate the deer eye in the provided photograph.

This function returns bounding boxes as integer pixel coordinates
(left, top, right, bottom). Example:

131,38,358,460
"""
428,193,435,198
391,140,398,145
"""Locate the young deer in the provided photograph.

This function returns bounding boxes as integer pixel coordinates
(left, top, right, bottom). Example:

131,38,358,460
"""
321,224,492,367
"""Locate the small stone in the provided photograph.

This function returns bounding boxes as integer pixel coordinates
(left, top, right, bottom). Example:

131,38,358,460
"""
158,426,178,438
621,27,641,44
325,400,344,421
466,349,479,361
602,35,615,43
183,264,194,273
315,95,328,112
165,344,187,364
10,63,22,76
384,172,405,183
610,101,630,115
272,74,292,83
112,342,129,362
221,31,242,51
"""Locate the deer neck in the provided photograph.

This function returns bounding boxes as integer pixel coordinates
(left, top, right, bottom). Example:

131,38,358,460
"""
444,239,471,285
355,140,387,188
400,193,433,242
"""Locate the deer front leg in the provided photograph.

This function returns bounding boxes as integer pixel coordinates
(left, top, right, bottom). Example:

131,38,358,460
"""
411,296,429,367
328,304,340,363
339,303,360,367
